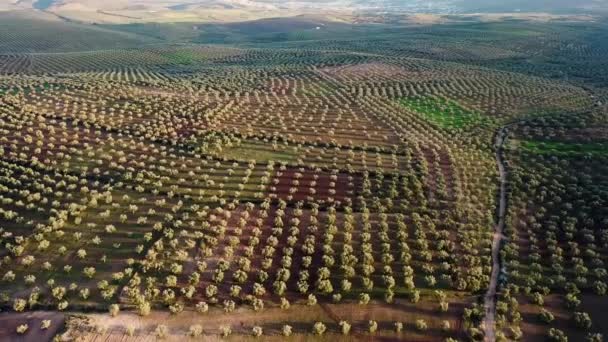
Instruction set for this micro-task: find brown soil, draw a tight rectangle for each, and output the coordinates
[0,311,65,342]
[270,166,360,205]
[60,299,466,342]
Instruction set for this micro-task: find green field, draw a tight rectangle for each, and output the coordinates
[399,96,490,129]
[519,140,608,156]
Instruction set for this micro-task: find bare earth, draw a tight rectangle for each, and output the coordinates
[0,311,65,342]
[483,126,508,342]
[58,299,467,341]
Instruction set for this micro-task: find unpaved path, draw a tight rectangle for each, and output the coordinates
[483,126,508,342]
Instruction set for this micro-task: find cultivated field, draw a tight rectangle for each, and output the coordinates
[0,11,607,342]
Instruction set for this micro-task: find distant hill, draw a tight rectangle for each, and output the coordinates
[0,0,356,24]
[0,10,155,52]
[0,0,605,24]
[101,14,356,45]
[455,0,608,14]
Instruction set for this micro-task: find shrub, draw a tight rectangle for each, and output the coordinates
[531,292,544,306]
[195,301,209,313]
[510,326,523,340]
[586,333,603,342]
[565,293,581,309]
[539,309,554,324]
[359,293,370,305]
[368,320,378,333]
[155,325,168,339]
[547,328,568,342]
[138,301,151,316]
[189,324,203,337]
[282,325,292,336]
[313,322,326,335]
[415,319,428,331]
[339,321,351,335]
[574,312,592,330]
[592,281,607,296]
[13,298,27,312]
[441,320,451,331]
[307,294,317,306]
[410,290,420,303]
[252,326,263,337]
[41,320,51,330]
[125,325,135,336]
[280,297,290,309]
[220,325,231,338]
[109,304,120,317]
[16,324,28,334]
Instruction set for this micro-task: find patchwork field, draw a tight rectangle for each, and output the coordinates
[0,11,607,342]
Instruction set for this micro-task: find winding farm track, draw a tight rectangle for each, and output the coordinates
[483,126,508,342]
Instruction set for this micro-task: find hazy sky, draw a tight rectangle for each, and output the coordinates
[3,0,606,14]
[456,0,608,12]
[353,0,608,13]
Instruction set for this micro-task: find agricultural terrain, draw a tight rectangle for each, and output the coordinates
[0,9,607,342]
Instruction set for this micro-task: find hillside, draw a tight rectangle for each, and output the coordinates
[2,0,606,24]
[0,10,156,52]
[0,0,355,24]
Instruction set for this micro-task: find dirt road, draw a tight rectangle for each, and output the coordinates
[483,126,508,342]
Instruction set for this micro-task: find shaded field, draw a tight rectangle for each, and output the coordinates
[518,139,608,156]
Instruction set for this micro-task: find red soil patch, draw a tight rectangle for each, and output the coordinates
[269,166,361,205]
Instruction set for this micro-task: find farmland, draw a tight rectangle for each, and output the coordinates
[0,9,607,342]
